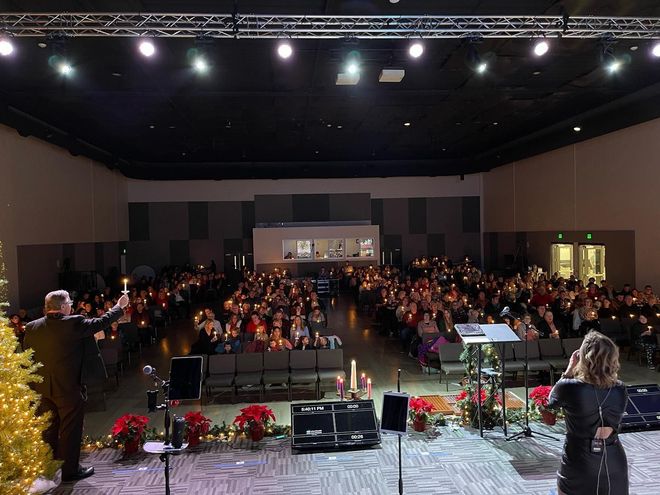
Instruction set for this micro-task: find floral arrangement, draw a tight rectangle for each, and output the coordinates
[111,414,150,446]
[232,405,276,434]
[529,385,553,412]
[184,411,211,445]
[408,397,434,422]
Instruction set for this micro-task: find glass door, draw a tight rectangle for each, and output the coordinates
[579,244,606,284]
[551,243,574,279]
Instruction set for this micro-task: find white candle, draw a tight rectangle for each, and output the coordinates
[123,278,128,293]
[367,378,372,399]
[350,360,357,391]
[242,255,246,267]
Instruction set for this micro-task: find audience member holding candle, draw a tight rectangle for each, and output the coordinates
[191,319,218,355]
[294,335,314,351]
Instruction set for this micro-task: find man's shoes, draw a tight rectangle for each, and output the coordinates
[62,466,94,482]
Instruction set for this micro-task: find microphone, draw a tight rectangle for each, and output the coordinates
[499,306,510,317]
[143,364,166,383]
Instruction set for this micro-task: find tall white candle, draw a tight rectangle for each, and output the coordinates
[233,256,237,269]
[123,278,128,293]
[350,359,357,391]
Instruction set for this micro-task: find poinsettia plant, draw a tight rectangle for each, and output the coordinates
[529,385,553,413]
[408,397,434,422]
[111,414,150,445]
[184,411,212,438]
[232,405,276,434]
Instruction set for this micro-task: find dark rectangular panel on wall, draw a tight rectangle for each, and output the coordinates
[129,203,150,241]
[292,194,330,222]
[426,197,462,234]
[462,197,481,233]
[371,199,384,233]
[241,201,255,238]
[254,195,293,224]
[150,203,189,241]
[208,202,243,240]
[427,234,446,257]
[382,199,409,235]
[329,193,371,221]
[188,202,209,240]
[408,198,427,234]
[170,240,190,266]
[94,243,104,275]
[383,234,402,250]
[224,238,243,252]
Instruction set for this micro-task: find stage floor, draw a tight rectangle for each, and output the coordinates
[53,424,659,495]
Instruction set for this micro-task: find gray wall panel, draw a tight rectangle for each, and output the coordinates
[462,196,481,233]
[292,194,330,222]
[382,198,409,235]
[128,203,149,241]
[208,202,243,240]
[254,195,293,224]
[408,198,427,234]
[149,203,188,241]
[188,202,209,240]
[329,193,371,221]
[426,197,462,234]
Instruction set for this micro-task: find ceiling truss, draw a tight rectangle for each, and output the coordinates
[0,13,659,39]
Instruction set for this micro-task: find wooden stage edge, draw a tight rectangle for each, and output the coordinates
[420,391,525,416]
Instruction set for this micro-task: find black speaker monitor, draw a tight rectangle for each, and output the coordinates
[168,356,203,401]
[380,392,410,435]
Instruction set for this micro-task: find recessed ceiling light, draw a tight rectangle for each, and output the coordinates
[532,70,542,76]
[315,150,319,154]
[455,122,462,126]
[442,148,447,151]
[111,72,122,77]
[493,122,499,126]
[37,42,47,49]
[403,122,411,127]
[149,124,155,129]
[630,45,638,51]
[326,124,332,128]
[336,125,343,129]
[168,125,176,129]
[573,126,581,132]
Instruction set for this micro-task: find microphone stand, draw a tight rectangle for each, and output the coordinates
[504,311,557,442]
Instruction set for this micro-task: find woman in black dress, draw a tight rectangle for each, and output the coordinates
[548,331,628,495]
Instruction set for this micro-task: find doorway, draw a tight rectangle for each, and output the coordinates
[579,244,606,284]
[551,243,574,279]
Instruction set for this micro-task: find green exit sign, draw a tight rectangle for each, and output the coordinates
[557,233,564,240]
[586,233,593,240]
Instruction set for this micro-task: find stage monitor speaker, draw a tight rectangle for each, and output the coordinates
[621,383,660,432]
[291,400,380,451]
[171,416,186,448]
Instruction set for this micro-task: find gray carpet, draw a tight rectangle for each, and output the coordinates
[52,424,660,495]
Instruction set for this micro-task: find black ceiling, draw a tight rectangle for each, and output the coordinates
[1,1,660,179]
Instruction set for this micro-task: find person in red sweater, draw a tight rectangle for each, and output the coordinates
[530,284,555,308]
[245,311,267,341]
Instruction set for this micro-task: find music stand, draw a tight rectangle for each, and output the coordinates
[455,323,520,438]
[144,356,203,495]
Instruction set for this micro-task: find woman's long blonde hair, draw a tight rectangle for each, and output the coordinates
[574,331,620,388]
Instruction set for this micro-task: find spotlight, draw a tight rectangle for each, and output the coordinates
[476,62,487,74]
[59,63,73,75]
[533,40,549,57]
[409,42,424,59]
[652,42,660,58]
[0,38,14,57]
[193,57,208,73]
[607,59,621,73]
[346,61,359,74]
[139,40,156,57]
[277,42,293,59]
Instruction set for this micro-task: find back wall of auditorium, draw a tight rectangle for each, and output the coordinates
[2,116,659,310]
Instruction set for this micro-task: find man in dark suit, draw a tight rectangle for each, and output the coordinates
[23,290,129,482]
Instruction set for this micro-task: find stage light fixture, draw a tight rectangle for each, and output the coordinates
[346,61,359,74]
[607,59,622,73]
[277,42,293,59]
[59,62,73,75]
[533,40,549,57]
[476,62,487,74]
[193,57,208,73]
[139,39,156,57]
[409,41,424,58]
[0,38,14,56]
[652,42,660,58]
[466,42,489,75]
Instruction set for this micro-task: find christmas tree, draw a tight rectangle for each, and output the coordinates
[0,240,59,494]
[457,343,502,429]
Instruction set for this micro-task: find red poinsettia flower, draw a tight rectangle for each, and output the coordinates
[111,414,150,444]
[233,405,276,432]
[529,385,553,409]
[184,411,212,435]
